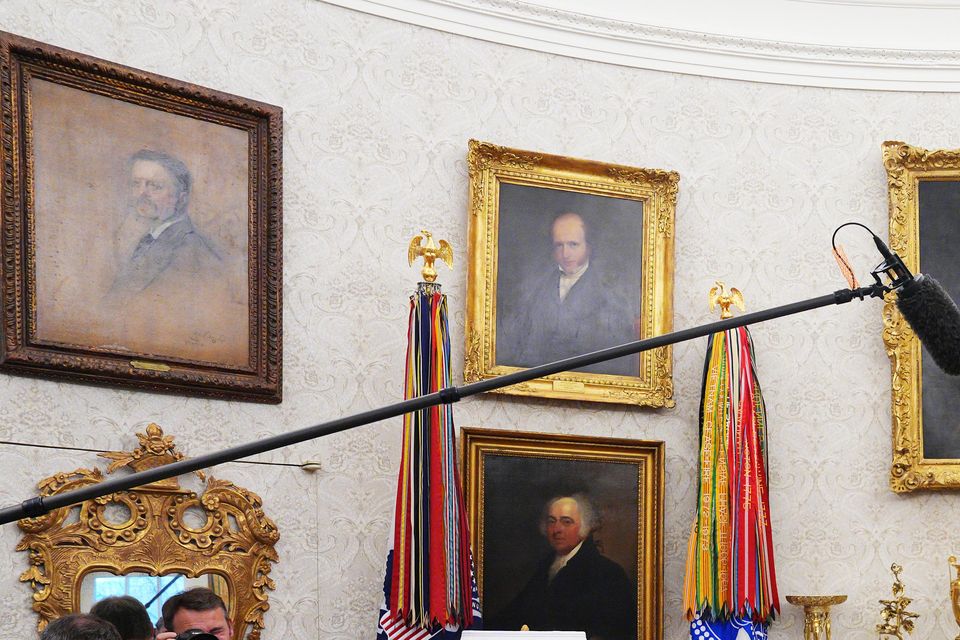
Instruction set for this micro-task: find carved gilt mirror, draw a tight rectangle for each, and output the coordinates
[16,424,280,638]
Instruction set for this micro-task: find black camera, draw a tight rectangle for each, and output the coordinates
[174,630,218,640]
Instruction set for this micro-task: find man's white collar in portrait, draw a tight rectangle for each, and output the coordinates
[548,538,585,580]
[558,261,589,301]
[149,214,186,240]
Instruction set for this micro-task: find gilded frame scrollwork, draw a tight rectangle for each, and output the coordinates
[16,424,280,638]
[882,141,960,492]
[464,140,677,406]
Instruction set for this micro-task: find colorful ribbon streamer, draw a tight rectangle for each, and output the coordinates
[683,326,779,634]
[377,282,481,639]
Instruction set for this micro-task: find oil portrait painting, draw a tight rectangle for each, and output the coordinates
[0,32,282,401]
[464,140,677,406]
[462,428,663,640]
[495,183,644,378]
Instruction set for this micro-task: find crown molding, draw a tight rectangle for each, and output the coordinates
[320,0,960,91]
[790,0,960,8]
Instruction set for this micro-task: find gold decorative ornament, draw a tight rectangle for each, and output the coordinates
[786,595,846,640]
[876,563,919,640]
[408,230,453,283]
[708,281,744,319]
[16,423,280,639]
[463,139,677,406]
[950,555,960,640]
[129,360,173,372]
[882,141,960,492]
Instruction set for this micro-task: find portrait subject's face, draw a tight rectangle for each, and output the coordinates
[129,159,183,223]
[545,497,585,555]
[170,607,233,640]
[551,213,591,274]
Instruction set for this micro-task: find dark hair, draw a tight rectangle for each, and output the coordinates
[130,148,192,214]
[40,614,121,640]
[90,596,153,640]
[162,588,228,632]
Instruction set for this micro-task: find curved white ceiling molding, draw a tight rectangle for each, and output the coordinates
[321,0,960,91]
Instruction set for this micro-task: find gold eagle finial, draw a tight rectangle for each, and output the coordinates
[408,230,453,283]
[709,280,745,319]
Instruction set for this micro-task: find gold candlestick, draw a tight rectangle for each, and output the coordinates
[786,595,847,640]
[950,556,960,640]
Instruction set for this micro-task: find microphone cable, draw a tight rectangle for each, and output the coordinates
[832,221,960,375]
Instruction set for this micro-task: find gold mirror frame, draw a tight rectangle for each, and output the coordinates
[16,424,280,637]
[882,141,960,492]
[464,140,677,406]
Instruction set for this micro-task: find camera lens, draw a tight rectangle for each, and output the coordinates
[174,630,219,640]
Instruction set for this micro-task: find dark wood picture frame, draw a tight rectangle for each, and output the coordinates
[0,32,282,402]
[462,427,663,640]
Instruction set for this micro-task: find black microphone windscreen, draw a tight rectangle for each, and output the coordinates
[896,274,960,375]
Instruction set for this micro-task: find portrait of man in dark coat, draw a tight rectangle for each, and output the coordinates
[27,76,254,371]
[498,211,639,377]
[95,148,248,366]
[488,493,636,640]
[108,149,224,299]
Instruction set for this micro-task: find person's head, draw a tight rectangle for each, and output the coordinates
[40,614,120,640]
[161,588,232,640]
[551,212,591,274]
[128,149,192,223]
[540,493,598,556]
[89,596,153,640]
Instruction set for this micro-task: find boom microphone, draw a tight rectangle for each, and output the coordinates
[895,274,960,376]
[835,221,960,376]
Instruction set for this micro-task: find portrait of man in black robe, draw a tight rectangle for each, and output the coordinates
[488,493,636,640]
[479,452,642,640]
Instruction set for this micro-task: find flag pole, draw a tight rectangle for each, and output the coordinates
[0,282,887,526]
[378,231,479,637]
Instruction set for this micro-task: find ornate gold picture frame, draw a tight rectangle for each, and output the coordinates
[0,31,282,402]
[16,423,280,638]
[464,140,676,406]
[462,427,663,640]
[883,141,960,491]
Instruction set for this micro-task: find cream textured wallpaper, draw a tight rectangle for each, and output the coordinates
[0,1,958,639]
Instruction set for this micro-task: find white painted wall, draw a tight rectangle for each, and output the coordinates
[0,2,958,639]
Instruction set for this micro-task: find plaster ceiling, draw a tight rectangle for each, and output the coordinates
[322,0,960,90]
